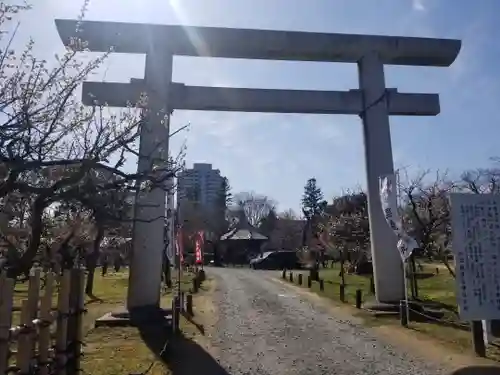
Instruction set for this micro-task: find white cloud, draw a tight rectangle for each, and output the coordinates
[412,0,426,11]
[448,19,488,82]
[314,120,347,142]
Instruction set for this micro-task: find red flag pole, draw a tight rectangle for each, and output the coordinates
[199,231,205,270]
[194,230,205,270]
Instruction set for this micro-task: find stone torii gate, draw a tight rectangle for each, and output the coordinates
[55,19,461,312]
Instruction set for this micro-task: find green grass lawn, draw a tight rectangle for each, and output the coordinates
[417,267,457,308]
[82,268,200,375]
[294,263,458,309]
[317,267,372,303]
[283,263,500,358]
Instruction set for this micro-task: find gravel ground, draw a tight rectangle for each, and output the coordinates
[206,267,449,375]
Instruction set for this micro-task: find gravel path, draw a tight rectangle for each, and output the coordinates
[206,267,448,375]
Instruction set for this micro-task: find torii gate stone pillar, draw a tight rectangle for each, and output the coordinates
[125,49,173,311]
[55,19,461,314]
[358,51,402,302]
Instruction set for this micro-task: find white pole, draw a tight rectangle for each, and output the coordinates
[397,170,410,325]
[403,259,410,325]
[167,175,175,264]
[483,320,491,345]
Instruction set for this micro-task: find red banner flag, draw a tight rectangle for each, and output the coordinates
[195,231,204,264]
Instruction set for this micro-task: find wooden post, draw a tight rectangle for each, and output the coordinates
[66,269,82,375]
[319,279,324,291]
[289,272,293,283]
[307,276,312,288]
[71,270,85,375]
[471,320,486,357]
[56,271,72,375]
[186,294,193,316]
[0,278,14,375]
[410,255,419,299]
[27,270,41,358]
[370,276,375,294]
[173,296,181,334]
[400,300,408,327]
[282,269,286,279]
[180,292,185,313]
[355,289,362,309]
[199,269,206,282]
[298,274,303,286]
[171,298,177,334]
[192,277,198,293]
[17,300,32,374]
[339,284,345,302]
[309,268,319,282]
[39,273,55,375]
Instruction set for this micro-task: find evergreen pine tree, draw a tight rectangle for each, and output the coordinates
[301,178,327,220]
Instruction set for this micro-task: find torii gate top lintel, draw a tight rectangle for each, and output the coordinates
[55,19,461,67]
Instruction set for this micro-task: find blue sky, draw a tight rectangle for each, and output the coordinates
[13,0,500,212]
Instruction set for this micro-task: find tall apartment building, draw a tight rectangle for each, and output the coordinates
[177,163,225,211]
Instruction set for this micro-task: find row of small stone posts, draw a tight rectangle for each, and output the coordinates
[172,269,206,333]
[282,269,364,309]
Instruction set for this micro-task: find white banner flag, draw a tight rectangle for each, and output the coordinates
[379,174,418,261]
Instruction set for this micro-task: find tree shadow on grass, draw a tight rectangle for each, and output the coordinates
[85,294,105,304]
[415,297,458,314]
[137,321,230,375]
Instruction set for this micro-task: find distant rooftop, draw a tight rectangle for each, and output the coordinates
[192,163,213,170]
[180,163,221,174]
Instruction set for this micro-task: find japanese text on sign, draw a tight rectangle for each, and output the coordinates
[450,193,500,321]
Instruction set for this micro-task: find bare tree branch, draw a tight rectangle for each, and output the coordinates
[233,191,276,227]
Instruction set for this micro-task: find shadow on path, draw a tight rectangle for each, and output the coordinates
[450,366,500,375]
[181,312,205,335]
[138,321,230,375]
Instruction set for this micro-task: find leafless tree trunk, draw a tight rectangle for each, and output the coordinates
[85,224,104,296]
[399,169,454,278]
[233,191,276,227]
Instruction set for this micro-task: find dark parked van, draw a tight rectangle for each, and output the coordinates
[250,251,301,270]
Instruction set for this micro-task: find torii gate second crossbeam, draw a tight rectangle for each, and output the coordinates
[55,19,461,313]
[82,80,441,116]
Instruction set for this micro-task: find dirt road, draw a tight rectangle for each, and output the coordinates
[200,267,462,375]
